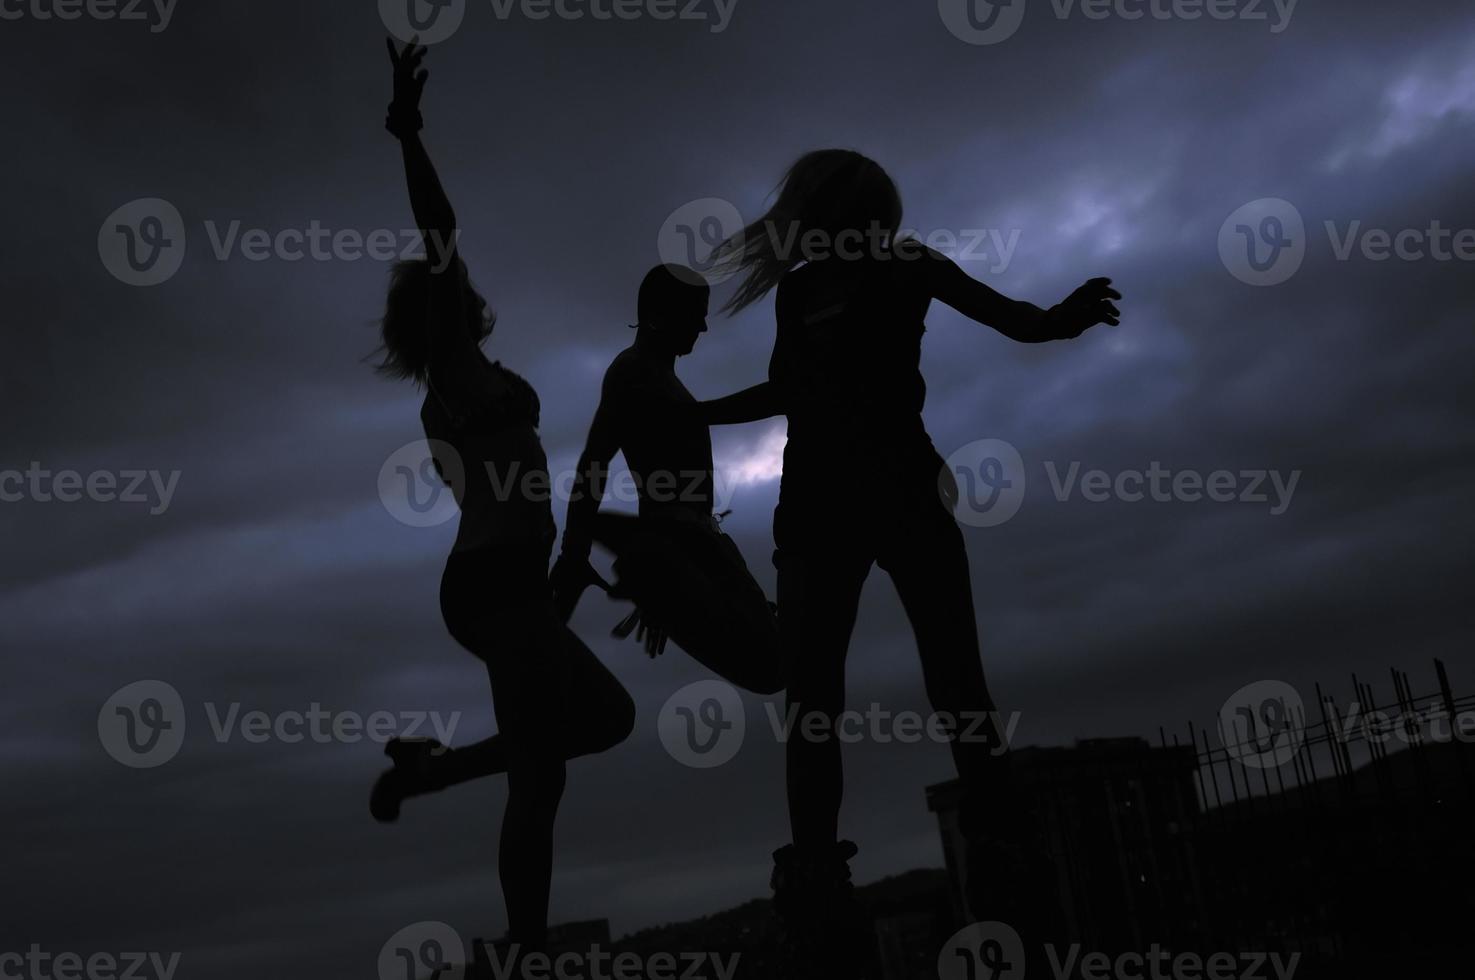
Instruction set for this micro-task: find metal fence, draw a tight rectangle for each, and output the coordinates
[1161,659,1475,973]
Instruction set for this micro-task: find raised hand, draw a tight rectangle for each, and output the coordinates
[384,37,430,138]
[1048,277,1122,338]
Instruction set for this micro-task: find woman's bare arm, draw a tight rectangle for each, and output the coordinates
[922,246,1121,342]
[385,39,510,416]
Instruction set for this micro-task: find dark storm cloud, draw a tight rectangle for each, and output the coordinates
[4,0,1475,974]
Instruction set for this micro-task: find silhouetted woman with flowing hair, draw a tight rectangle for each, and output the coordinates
[704,149,1121,964]
[368,39,634,961]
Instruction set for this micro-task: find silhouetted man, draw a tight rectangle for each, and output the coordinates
[550,264,782,695]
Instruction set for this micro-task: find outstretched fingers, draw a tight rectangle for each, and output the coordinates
[387,36,427,72]
[1078,278,1122,327]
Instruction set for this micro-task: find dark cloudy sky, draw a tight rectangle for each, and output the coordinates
[3,0,1474,975]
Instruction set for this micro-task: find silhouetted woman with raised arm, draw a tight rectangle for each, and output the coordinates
[705,149,1121,965]
[368,39,634,959]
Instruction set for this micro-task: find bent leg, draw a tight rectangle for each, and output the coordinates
[649,527,783,694]
[595,514,783,694]
[430,607,634,783]
[388,550,634,949]
[698,531,784,694]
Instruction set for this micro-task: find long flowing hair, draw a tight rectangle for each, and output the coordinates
[716,149,903,313]
[372,258,494,384]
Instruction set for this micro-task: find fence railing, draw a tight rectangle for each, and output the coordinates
[1158,659,1474,969]
[1166,658,1474,813]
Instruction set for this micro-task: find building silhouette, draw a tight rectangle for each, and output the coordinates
[929,736,1203,954]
